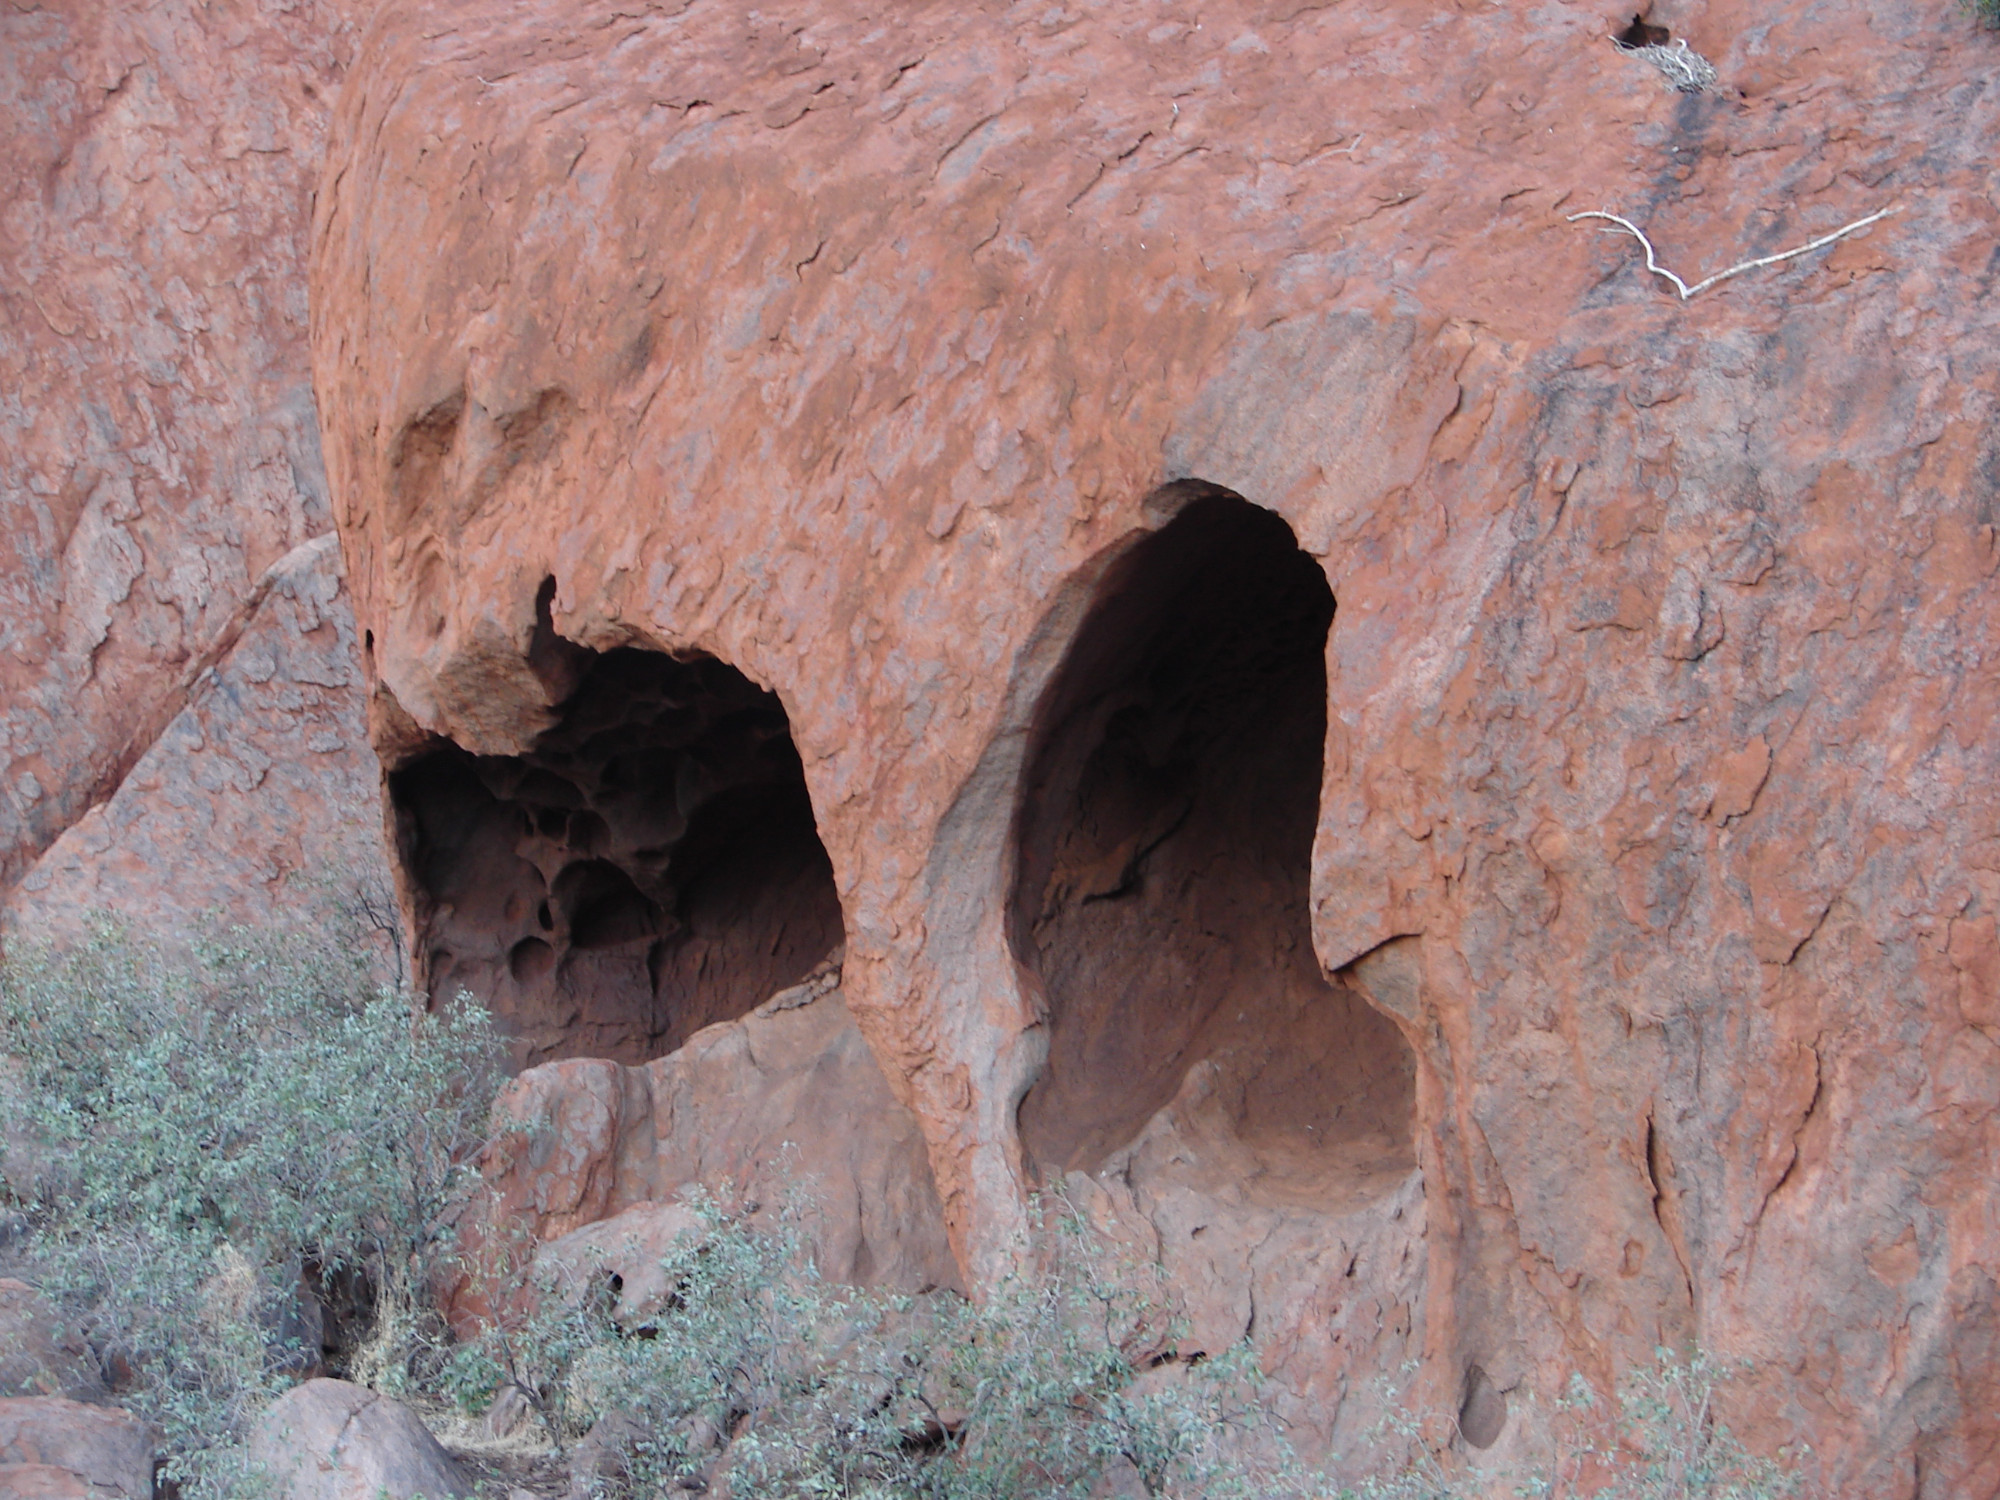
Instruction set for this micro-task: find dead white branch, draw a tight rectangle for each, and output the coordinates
[1566,206,1896,299]
[1613,38,1718,93]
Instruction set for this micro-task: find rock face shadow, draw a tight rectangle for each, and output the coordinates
[390,647,844,1067]
[1012,490,1417,1205]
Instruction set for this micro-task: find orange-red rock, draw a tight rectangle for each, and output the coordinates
[0,0,1991,1489]
[4,535,392,944]
[0,1398,155,1500]
[308,0,2000,1488]
[455,968,960,1325]
[0,0,387,932]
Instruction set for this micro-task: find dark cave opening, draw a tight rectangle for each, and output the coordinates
[1011,491,1417,1196]
[390,648,844,1068]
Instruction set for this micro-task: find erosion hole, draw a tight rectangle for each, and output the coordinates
[1459,1363,1508,1449]
[1613,11,1671,46]
[1011,491,1417,1200]
[391,647,844,1067]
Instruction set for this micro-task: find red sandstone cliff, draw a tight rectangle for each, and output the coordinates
[5,0,1998,1490]
[0,0,388,934]
[308,0,2000,1489]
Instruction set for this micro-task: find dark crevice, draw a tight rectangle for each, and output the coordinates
[1010,491,1417,1201]
[391,646,843,1068]
[1614,12,1671,46]
[1645,1111,1698,1316]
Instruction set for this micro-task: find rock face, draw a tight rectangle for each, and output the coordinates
[4,536,392,947]
[0,0,391,935]
[0,1399,156,1500]
[308,0,2000,1490]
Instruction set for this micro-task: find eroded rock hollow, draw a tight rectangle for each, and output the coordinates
[391,633,843,1067]
[287,0,2000,1487]
[1014,491,1416,1201]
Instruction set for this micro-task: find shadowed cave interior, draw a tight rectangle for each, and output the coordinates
[1012,491,1417,1205]
[390,647,844,1068]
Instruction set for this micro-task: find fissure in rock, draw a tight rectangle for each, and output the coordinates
[391,647,843,1067]
[1012,491,1416,1201]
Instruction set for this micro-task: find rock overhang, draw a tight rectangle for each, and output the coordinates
[310,0,2000,1485]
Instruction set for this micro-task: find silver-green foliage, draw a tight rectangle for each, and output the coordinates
[1354,1350,1806,1500]
[449,1192,1332,1500]
[0,919,503,1497]
[1590,1349,1807,1500]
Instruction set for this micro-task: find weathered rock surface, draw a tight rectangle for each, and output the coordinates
[310,0,2000,1490]
[247,1379,469,1500]
[0,0,390,931]
[0,1464,128,1500]
[3,535,392,947]
[0,1399,154,1500]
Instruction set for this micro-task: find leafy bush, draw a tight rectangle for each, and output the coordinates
[448,1190,1329,1499]
[1590,1349,1807,1500]
[2,920,1813,1500]
[0,918,503,1497]
[1354,1349,1807,1500]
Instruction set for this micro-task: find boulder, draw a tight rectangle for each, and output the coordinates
[562,1411,650,1500]
[533,1202,704,1324]
[246,1380,469,1500]
[0,1399,155,1499]
[451,980,959,1330]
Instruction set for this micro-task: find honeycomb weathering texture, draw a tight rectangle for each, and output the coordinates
[300,0,2000,1487]
[1013,493,1417,1196]
[14,0,1995,1487]
[391,647,844,1067]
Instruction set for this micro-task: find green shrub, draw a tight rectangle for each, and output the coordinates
[1967,0,2000,27]
[2,920,1815,1500]
[0,918,503,1497]
[1591,1348,1807,1500]
[1354,1349,1807,1500]
[448,1190,1330,1499]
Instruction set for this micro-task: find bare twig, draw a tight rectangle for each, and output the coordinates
[1566,205,1896,299]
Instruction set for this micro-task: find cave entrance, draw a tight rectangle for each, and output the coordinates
[1012,491,1416,1200]
[390,647,844,1068]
